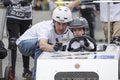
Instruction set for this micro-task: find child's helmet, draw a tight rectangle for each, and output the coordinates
[69,17,89,35]
[69,17,89,29]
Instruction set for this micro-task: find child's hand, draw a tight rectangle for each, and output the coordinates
[84,39,89,47]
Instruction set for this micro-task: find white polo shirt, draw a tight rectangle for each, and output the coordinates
[100,0,120,22]
[16,20,68,45]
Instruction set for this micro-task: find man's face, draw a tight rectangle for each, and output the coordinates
[72,28,85,37]
[54,21,68,35]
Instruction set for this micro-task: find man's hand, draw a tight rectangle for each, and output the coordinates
[3,0,12,7]
[53,38,62,51]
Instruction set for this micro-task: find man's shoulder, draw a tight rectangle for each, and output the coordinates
[36,20,53,25]
[41,20,52,23]
[33,20,53,30]
[34,20,52,25]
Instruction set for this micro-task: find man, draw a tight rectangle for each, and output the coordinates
[3,0,32,79]
[16,6,73,80]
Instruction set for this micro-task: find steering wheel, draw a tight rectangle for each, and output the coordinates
[67,35,97,52]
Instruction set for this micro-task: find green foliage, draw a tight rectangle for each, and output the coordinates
[0,0,3,2]
[43,0,49,10]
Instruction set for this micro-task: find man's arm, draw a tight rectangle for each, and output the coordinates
[39,39,53,52]
[39,38,63,52]
[67,0,80,10]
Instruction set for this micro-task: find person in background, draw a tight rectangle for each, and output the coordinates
[3,0,32,79]
[34,0,43,10]
[48,0,56,11]
[79,0,99,39]
[99,0,120,43]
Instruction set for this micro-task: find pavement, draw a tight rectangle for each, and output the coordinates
[0,8,105,80]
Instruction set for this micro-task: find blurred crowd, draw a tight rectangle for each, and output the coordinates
[33,0,79,11]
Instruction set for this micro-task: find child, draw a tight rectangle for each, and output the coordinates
[64,17,96,52]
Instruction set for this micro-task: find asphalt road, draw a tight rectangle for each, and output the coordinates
[0,8,105,80]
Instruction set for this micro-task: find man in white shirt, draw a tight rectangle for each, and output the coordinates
[16,6,72,80]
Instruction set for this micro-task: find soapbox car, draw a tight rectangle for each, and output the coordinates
[36,35,120,80]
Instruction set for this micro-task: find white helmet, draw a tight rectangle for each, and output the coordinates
[52,6,72,23]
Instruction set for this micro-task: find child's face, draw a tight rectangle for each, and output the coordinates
[72,28,85,37]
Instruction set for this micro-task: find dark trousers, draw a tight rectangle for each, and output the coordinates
[80,9,96,39]
[6,18,32,76]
